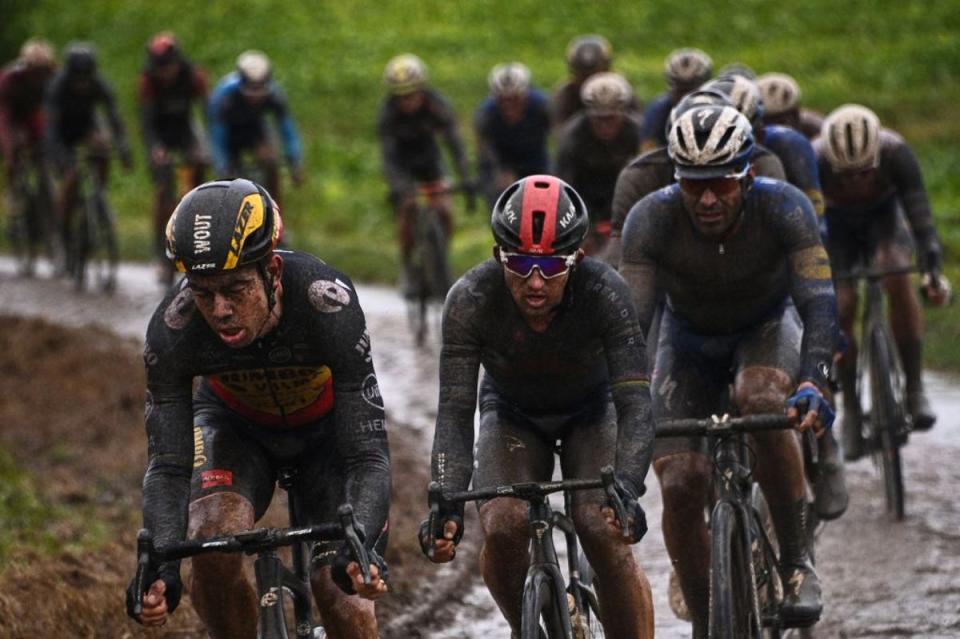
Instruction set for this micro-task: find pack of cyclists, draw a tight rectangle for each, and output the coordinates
[0,32,951,638]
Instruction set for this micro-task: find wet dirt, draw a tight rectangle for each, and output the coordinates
[2,260,960,638]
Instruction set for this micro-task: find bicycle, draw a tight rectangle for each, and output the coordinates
[657,413,814,639]
[5,145,60,277]
[131,468,373,639]
[425,466,629,639]
[834,265,917,521]
[66,148,118,293]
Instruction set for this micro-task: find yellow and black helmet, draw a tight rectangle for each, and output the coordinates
[384,54,427,96]
[165,179,283,274]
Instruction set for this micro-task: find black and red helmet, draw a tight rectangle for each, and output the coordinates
[491,175,588,255]
[147,32,181,68]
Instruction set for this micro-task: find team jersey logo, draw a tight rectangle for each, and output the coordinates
[309,279,352,313]
[207,365,335,427]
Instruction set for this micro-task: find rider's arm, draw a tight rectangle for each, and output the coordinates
[431,277,483,499]
[268,87,303,171]
[137,73,160,152]
[553,119,579,186]
[376,102,411,197]
[887,135,942,271]
[43,74,66,162]
[97,75,129,152]
[473,101,497,186]
[778,184,838,391]
[432,92,470,184]
[207,76,236,177]
[617,195,663,336]
[599,269,655,498]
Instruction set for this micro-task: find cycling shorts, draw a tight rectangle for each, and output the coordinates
[651,301,801,459]
[473,388,616,510]
[825,195,915,274]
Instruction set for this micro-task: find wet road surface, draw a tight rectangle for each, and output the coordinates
[2,260,958,638]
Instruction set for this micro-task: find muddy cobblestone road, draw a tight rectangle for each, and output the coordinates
[2,260,959,638]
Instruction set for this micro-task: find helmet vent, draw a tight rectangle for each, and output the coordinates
[532,212,546,244]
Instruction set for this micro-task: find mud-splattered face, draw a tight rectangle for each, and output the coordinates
[678,176,746,237]
[503,266,569,324]
[187,257,281,348]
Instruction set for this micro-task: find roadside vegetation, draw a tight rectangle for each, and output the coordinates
[3,0,958,365]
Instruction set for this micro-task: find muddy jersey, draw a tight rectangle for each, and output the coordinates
[432,257,654,498]
[555,112,642,224]
[638,92,673,152]
[377,88,469,193]
[141,251,389,550]
[45,70,127,149]
[762,124,824,218]
[138,62,207,150]
[474,89,550,179]
[619,178,836,389]
[816,129,939,253]
[0,62,54,162]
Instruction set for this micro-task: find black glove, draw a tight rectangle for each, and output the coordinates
[125,562,182,623]
[331,542,389,595]
[612,478,648,544]
[417,512,464,558]
[916,230,943,274]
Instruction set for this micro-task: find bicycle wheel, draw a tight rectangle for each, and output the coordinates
[709,500,761,639]
[569,550,604,639]
[868,329,906,520]
[522,569,570,639]
[86,191,118,293]
[749,486,783,639]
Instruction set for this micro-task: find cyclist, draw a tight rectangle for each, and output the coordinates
[638,47,712,153]
[474,62,550,209]
[126,179,390,637]
[378,53,473,296]
[550,34,639,128]
[757,72,824,140]
[45,42,132,263]
[138,32,210,284]
[0,38,57,272]
[817,104,949,457]
[421,174,655,638]
[208,50,303,207]
[606,88,786,267]
[555,72,641,255]
[620,105,838,635]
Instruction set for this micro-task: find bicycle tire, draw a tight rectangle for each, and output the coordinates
[570,550,604,639]
[522,569,570,639]
[749,486,783,639]
[709,500,760,639]
[868,328,906,521]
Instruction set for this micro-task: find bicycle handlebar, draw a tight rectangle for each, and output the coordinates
[131,504,369,617]
[656,413,791,438]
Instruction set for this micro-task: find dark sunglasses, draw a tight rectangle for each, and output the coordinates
[678,176,743,197]
[498,250,577,279]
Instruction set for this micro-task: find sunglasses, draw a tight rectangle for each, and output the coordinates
[678,176,744,197]
[498,250,577,279]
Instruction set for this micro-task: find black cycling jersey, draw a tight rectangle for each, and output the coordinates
[431,257,653,501]
[141,251,390,554]
[816,129,940,261]
[761,124,824,217]
[555,112,642,224]
[619,178,836,390]
[45,70,127,151]
[474,90,550,180]
[377,87,469,194]
[138,61,207,151]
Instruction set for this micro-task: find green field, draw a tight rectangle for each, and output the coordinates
[5,1,960,363]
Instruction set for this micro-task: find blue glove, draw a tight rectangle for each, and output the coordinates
[786,386,836,431]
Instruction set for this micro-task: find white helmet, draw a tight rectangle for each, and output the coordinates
[664,48,713,89]
[580,72,633,116]
[488,62,531,98]
[757,73,801,116]
[703,75,762,126]
[236,50,271,93]
[821,104,882,170]
[668,105,755,179]
[20,38,55,68]
[384,53,427,96]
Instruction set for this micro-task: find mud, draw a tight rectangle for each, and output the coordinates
[2,260,960,638]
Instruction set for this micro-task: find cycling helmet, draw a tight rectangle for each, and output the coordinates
[566,35,612,77]
[147,32,181,68]
[820,104,882,171]
[20,38,55,68]
[716,63,757,81]
[488,62,531,98]
[581,72,633,116]
[491,175,588,255]
[664,48,712,89]
[165,179,283,274]
[64,42,97,77]
[757,73,801,116]
[668,105,755,179]
[665,88,732,139]
[703,76,763,127]
[384,54,427,96]
[236,50,271,93]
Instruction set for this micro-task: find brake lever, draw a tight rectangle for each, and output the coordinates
[426,481,443,559]
[600,465,631,541]
[132,528,154,617]
[337,504,371,585]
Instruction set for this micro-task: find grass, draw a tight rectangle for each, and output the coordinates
[4,0,960,364]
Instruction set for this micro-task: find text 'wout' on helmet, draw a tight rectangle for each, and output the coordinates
[165,178,283,274]
[820,104,882,171]
[384,53,427,96]
[491,175,589,255]
[668,104,755,179]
